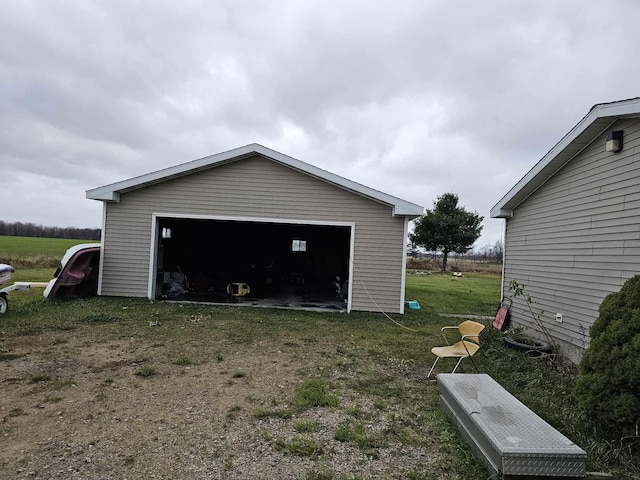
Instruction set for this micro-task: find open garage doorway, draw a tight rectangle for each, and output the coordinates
[151,215,353,311]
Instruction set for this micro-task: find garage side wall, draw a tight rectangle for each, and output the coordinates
[503,118,640,361]
[101,155,407,313]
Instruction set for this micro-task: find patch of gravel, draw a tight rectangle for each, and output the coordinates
[1,335,447,480]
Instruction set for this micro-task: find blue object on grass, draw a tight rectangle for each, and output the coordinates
[406,300,421,310]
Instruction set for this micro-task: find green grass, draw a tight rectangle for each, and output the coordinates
[293,378,339,409]
[273,437,322,457]
[334,421,385,450]
[0,235,98,268]
[294,420,320,433]
[0,235,95,257]
[405,271,501,315]
[7,267,55,283]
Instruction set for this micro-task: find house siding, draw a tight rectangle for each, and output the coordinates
[100,155,407,313]
[503,118,640,361]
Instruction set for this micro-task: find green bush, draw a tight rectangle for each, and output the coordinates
[574,275,640,436]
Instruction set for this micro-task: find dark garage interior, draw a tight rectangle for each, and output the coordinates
[155,218,351,309]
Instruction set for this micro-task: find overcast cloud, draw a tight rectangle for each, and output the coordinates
[2,0,640,248]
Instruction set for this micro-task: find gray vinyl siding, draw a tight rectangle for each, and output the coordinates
[101,155,406,313]
[503,118,640,361]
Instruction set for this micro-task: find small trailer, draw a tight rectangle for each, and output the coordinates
[0,264,47,314]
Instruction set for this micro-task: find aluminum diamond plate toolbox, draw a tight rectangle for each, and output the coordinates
[437,373,586,478]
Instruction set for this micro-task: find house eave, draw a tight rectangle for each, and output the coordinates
[490,208,513,218]
[491,97,640,218]
[87,190,120,202]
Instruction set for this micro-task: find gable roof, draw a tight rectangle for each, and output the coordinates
[491,97,640,218]
[86,143,424,217]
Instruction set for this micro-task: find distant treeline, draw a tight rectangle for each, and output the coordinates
[0,221,101,240]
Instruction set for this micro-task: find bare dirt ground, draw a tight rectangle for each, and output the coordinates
[0,317,455,480]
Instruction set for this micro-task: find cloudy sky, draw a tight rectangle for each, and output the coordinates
[2,0,640,249]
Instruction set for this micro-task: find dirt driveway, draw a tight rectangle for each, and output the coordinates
[0,304,469,480]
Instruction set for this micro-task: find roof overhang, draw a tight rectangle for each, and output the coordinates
[491,98,640,218]
[86,143,424,217]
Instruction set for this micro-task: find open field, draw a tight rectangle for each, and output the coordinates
[0,236,99,269]
[1,258,638,478]
[0,236,96,258]
[406,257,502,275]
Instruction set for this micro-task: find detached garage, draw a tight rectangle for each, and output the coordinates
[87,144,423,313]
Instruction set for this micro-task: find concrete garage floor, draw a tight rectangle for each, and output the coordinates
[163,287,347,312]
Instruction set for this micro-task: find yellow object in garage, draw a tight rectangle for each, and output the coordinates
[227,282,251,297]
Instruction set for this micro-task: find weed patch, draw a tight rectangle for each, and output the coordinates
[293,378,338,409]
[134,365,156,377]
[334,422,385,450]
[294,420,320,433]
[302,469,334,480]
[29,374,51,383]
[273,437,322,457]
[172,356,193,366]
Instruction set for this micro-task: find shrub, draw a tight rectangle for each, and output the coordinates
[406,257,441,271]
[574,275,640,436]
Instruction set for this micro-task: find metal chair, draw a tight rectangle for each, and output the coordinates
[427,320,485,379]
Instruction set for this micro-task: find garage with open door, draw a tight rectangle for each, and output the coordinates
[154,216,352,310]
[87,144,423,314]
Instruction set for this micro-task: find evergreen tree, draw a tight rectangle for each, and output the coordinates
[410,193,483,272]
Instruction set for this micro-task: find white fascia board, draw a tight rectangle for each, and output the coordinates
[595,97,640,117]
[85,144,424,216]
[490,98,640,219]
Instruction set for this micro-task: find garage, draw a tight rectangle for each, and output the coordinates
[154,216,352,309]
[87,144,423,314]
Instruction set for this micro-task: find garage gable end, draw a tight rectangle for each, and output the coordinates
[87,144,423,217]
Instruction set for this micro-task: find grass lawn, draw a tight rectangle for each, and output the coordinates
[405,272,500,316]
[1,267,637,478]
